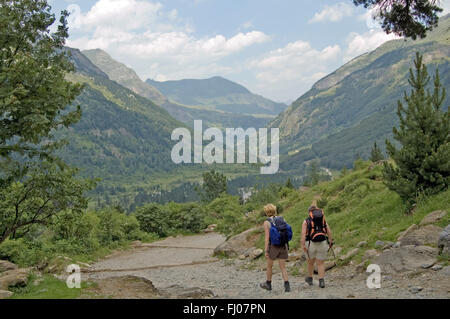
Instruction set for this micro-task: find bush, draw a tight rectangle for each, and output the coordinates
[206,194,248,235]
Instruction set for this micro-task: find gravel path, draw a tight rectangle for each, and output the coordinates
[85,233,450,299]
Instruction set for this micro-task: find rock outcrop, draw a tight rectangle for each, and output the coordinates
[214,227,263,258]
[398,224,442,246]
[0,268,30,291]
[419,210,447,226]
[373,245,438,274]
[438,224,450,256]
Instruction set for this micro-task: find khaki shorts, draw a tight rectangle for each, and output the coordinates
[307,241,328,260]
[268,244,288,260]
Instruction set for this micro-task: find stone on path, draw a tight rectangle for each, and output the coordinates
[214,227,263,258]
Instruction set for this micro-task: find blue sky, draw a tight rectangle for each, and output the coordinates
[49,0,450,103]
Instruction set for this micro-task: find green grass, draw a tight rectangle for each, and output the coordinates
[9,274,97,299]
[275,163,449,261]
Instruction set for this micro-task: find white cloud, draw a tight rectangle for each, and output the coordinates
[66,0,269,82]
[309,2,355,23]
[247,41,341,101]
[69,0,163,31]
[440,0,450,14]
[344,30,399,62]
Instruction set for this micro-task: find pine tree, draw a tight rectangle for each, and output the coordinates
[353,0,443,39]
[383,52,449,209]
[370,142,385,162]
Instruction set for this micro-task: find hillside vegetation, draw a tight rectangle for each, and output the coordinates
[211,160,449,263]
[82,49,279,129]
[147,76,287,116]
[274,14,450,169]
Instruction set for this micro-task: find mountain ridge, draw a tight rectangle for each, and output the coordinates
[82,49,279,128]
[273,14,450,169]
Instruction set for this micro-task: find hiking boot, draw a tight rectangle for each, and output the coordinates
[260,281,272,291]
[305,276,313,286]
[319,278,325,288]
[284,281,291,292]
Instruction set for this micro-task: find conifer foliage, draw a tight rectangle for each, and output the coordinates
[383,52,449,208]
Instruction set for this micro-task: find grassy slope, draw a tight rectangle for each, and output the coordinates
[255,162,450,263]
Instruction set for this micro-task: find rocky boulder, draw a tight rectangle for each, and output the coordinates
[214,226,263,258]
[0,260,18,273]
[373,245,438,274]
[398,224,442,246]
[249,248,263,260]
[438,224,450,256]
[203,224,217,233]
[0,268,30,290]
[420,210,447,226]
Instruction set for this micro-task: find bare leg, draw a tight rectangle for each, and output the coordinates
[316,259,325,279]
[307,258,316,277]
[278,259,289,282]
[266,258,274,281]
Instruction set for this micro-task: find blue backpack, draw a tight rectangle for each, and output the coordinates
[268,216,293,248]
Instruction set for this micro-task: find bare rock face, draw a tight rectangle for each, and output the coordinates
[0,260,18,273]
[373,245,438,274]
[398,224,442,247]
[438,224,450,256]
[397,224,418,242]
[214,226,263,258]
[0,268,30,290]
[419,210,447,226]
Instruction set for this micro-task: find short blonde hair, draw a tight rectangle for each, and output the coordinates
[264,204,277,217]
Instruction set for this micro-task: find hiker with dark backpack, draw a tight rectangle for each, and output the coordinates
[301,205,333,288]
[260,204,293,292]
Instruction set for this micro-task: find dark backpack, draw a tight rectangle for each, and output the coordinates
[268,216,293,248]
[305,209,328,242]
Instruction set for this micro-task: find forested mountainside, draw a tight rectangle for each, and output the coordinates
[274,14,450,169]
[83,49,277,129]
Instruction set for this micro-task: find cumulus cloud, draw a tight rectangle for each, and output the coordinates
[440,0,450,14]
[309,2,355,23]
[66,0,269,82]
[247,41,341,101]
[344,30,399,62]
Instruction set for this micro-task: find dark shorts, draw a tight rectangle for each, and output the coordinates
[268,244,288,260]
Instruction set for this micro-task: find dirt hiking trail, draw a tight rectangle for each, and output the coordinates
[83,233,450,299]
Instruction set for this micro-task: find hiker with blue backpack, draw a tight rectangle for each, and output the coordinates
[301,205,333,288]
[260,204,293,292]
